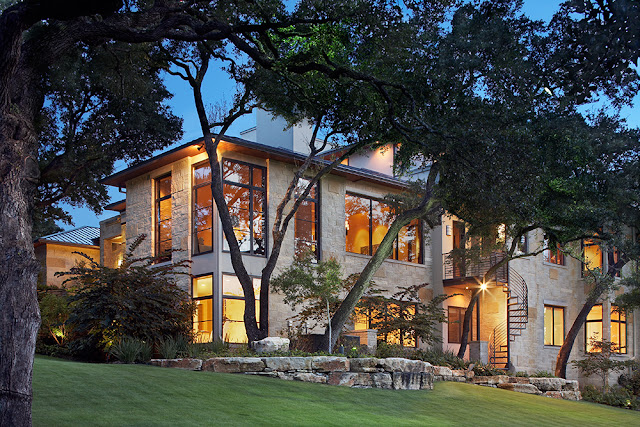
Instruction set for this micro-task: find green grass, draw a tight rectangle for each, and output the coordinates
[33,356,639,426]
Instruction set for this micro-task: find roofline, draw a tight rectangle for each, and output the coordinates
[33,240,99,249]
[101,135,409,190]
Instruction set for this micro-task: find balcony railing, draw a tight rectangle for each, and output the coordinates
[443,251,508,283]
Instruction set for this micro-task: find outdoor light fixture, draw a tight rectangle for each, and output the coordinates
[480,282,488,291]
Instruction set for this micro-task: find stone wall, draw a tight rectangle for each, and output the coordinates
[149,356,581,400]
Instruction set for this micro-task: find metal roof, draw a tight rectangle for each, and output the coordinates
[35,226,100,247]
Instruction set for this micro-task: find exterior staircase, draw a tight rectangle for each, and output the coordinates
[489,268,529,369]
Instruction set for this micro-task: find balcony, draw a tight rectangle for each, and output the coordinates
[443,251,508,287]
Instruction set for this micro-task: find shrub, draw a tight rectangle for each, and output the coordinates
[110,337,145,364]
[572,339,632,389]
[414,348,467,370]
[582,385,639,410]
[58,235,195,360]
[472,362,504,377]
[619,368,640,396]
[515,371,530,377]
[158,336,180,359]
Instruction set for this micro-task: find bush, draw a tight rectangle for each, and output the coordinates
[472,362,504,377]
[514,371,529,377]
[619,369,640,396]
[110,337,147,364]
[59,236,195,360]
[414,348,467,370]
[582,385,640,410]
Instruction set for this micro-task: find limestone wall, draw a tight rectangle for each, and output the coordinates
[40,243,100,288]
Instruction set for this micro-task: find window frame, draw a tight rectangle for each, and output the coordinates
[221,273,262,344]
[611,305,627,354]
[543,305,565,347]
[447,306,471,344]
[345,192,423,264]
[155,173,172,263]
[585,303,603,352]
[192,161,214,256]
[294,178,321,260]
[222,158,268,257]
[582,239,604,277]
[544,244,565,266]
[191,273,214,342]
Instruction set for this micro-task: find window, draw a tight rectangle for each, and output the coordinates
[222,159,267,255]
[345,193,422,264]
[155,175,172,262]
[448,306,471,344]
[222,274,261,343]
[544,305,564,346]
[193,163,213,255]
[544,244,565,265]
[582,239,603,276]
[585,304,603,352]
[355,300,417,347]
[611,306,627,354]
[294,178,319,259]
[517,233,528,254]
[192,275,213,342]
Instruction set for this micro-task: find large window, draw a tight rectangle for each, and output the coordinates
[223,159,267,255]
[192,275,213,342]
[544,244,565,266]
[222,274,261,343]
[294,178,319,259]
[608,247,622,277]
[585,304,603,352]
[582,239,603,276]
[448,306,472,344]
[193,163,213,254]
[544,305,564,346]
[355,300,417,347]
[345,193,422,263]
[156,174,172,262]
[611,306,627,354]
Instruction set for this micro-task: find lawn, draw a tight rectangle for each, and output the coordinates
[33,356,639,426]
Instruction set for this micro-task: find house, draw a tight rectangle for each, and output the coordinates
[99,111,637,383]
[34,226,101,289]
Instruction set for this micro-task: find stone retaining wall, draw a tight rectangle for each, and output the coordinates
[149,356,580,400]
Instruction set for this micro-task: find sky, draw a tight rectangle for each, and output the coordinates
[57,0,640,231]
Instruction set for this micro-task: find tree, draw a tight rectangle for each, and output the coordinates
[271,251,342,352]
[572,338,633,390]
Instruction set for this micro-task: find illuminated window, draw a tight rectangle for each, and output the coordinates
[582,239,603,276]
[222,274,261,343]
[345,193,422,263]
[448,306,471,344]
[294,178,319,259]
[585,304,603,352]
[192,275,213,342]
[222,159,266,255]
[355,300,417,347]
[611,306,627,354]
[544,305,564,346]
[193,162,213,255]
[155,175,172,262]
[544,244,564,266]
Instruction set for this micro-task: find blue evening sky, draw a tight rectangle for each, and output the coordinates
[58,0,639,230]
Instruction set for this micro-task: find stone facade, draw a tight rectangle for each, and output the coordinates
[35,243,100,288]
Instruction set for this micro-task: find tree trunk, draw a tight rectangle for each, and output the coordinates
[322,186,437,351]
[0,83,41,427]
[457,290,479,359]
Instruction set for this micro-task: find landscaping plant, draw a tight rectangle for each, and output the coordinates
[572,338,634,390]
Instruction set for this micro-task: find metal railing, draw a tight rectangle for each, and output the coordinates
[443,251,508,282]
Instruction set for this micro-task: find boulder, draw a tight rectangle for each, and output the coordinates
[202,357,265,373]
[509,377,531,384]
[150,358,202,370]
[262,357,312,372]
[498,383,542,395]
[371,372,393,389]
[311,356,349,372]
[379,358,430,373]
[252,337,290,353]
[562,380,579,391]
[561,391,582,401]
[472,375,510,385]
[293,372,327,384]
[328,372,374,388]
[544,391,563,399]
[432,366,453,377]
[529,377,564,392]
[349,358,380,373]
[392,372,423,390]
[421,373,435,390]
